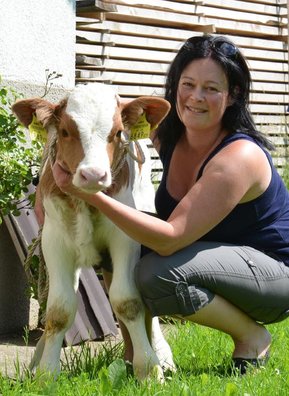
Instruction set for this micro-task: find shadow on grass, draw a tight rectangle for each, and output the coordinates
[173,359,248,379]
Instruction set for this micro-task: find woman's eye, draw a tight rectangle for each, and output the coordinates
[207,86,218,92]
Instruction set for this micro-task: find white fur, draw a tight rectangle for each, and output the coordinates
[31,84,175,381]
[67,84,117,189]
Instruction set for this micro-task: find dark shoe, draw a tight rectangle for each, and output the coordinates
[232,352,269,375]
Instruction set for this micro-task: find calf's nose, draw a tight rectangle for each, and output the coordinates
[80,166,108,186]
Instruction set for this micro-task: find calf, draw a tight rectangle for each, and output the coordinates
[12,83,174,381]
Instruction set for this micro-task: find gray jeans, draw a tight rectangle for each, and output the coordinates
[135,241,289,324]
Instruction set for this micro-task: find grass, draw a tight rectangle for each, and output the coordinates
[1,167,288,395]
[1,320,289,395]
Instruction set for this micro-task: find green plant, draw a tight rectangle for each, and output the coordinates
[0,77,42,223]
[1,321,289,395]
[42,69,62,98]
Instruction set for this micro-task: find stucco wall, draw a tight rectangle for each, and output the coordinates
[0,0,76,334]
[0,0,75,98]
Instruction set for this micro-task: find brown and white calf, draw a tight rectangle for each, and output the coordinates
[12,83,174,381]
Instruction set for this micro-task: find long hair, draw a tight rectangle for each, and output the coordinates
[156,34,274,156]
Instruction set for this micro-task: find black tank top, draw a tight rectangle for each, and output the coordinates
[155,132,289,266]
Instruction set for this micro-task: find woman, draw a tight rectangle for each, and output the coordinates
[51,35,289,374]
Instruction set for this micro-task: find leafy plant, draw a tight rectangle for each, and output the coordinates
[0,77,42,223]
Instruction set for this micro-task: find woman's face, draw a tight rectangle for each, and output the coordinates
[176,58,232,133]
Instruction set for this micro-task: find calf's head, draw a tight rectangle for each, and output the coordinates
[12,83,170,193]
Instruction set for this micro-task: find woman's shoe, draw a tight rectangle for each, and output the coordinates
[232,351,269,375]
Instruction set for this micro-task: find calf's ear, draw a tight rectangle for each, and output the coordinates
[121,97,171,133]
[12,98,56,128]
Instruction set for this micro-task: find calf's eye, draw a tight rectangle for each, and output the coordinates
[61,129,69,138]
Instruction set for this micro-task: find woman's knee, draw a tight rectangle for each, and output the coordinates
[134,253,172,298]
[134,252,214,317]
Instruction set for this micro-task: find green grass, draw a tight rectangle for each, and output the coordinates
[1,165,288,395]
[1,320,289,395]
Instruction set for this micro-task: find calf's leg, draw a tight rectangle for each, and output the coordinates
[102,269,133,362]
[150,316,176,372]
[103,270,175,372]
[109,237,163,381]
[30,225,79,375]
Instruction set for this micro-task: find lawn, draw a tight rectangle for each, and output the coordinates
[1,319,289,395]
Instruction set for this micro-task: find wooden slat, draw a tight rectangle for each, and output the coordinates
[76,20,287,51]
[75,46,288,72]
[77,0,117,12]
[104,4,282,33]
[75,68,289,98]
[75,59,288,86]
[251,70,287,83]
[76,30,288,62]
[252,81,288,93]
[247,59,288,72]
[75,44,176,62]
[250,103,288,113]
[250,92,288,104]
[179,0,285,10]
[272,157,289,167]
[101,0,286,18]
[196,5,286,25]
[255,114,289,126]
[198,0,285,16]
[77,20,195,41]
[102,4,287,40]
[268,136,289,145]
[105,13,216,34]
[76,0,289,172]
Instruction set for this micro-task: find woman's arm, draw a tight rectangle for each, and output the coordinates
[52,140,271,256]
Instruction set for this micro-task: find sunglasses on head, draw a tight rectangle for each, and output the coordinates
[183,37,238,59]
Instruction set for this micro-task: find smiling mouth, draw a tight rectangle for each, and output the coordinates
[186,106,207,114]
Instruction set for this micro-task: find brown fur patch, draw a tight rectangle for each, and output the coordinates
[134,142,144,173]
[107,104,124,143]
[45,304,70,336]
[106,121,130,195]
[107,161,130,196]
[56,113,85,175]
[106,139,116,166]
[39,105,85,202]
[12,98,57,128]
[114,298,142,321]
[39,161,63,198]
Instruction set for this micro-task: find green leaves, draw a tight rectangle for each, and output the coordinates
[98,359,127,395]
[0,79,42,223]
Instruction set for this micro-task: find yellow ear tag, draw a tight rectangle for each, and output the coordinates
[130,112,151,141]
[28,114,47,144]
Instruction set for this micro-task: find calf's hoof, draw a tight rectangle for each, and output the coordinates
[161,357,177,374]
[134,362,164,383]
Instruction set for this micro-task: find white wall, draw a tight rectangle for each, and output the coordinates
[0,0,76,334]
[0,0,75,94]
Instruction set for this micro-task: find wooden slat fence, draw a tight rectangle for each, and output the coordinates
[76,0,289,174]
